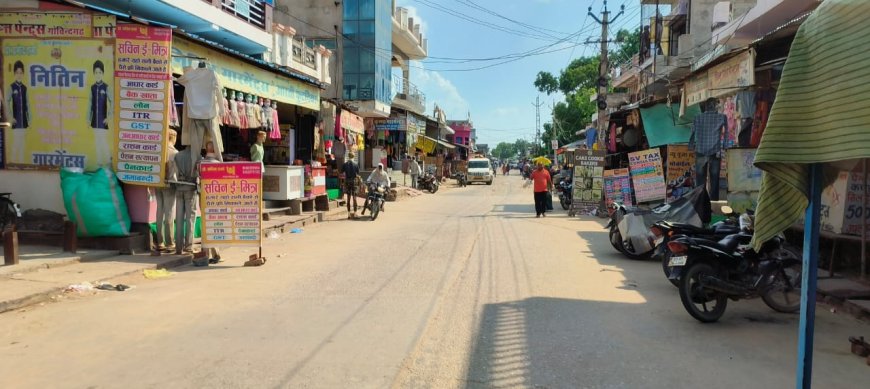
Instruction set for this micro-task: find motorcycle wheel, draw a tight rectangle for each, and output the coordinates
[662,254,679,287]
[560,197,570,210]
[613,227,652,260]
[429,183,438,194]
[609,225,624,252]
[370,200,380,221]
[762,247,802,313]
[679,262,728,323]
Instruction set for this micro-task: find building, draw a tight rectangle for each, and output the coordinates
[0,0,330,218]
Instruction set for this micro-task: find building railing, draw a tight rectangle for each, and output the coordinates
[291,38,318,70]
[219,0,268,30]
[392,75,426,109]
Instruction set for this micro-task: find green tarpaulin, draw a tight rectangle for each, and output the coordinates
[639,103,702,147]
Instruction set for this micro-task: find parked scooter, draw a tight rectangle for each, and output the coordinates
[360,182,386,221]
[452,171,467,187]
[668,207,802,323]
[418,167,440,193]
[558,178,573,210]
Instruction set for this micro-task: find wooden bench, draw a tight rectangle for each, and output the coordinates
[789,224,867,278]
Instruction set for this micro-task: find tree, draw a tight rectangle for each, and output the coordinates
[492,142,516,160]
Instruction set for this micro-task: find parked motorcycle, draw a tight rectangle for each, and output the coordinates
[668,209,802,323]
[418,170,440,193]
[651,215,741,286]
[360,183,386,221]
[452,171,467,187]
[558,179,573,210]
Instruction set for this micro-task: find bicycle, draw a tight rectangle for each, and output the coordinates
[0,192,22,231]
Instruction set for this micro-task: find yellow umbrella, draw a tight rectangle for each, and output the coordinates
[531,156,552,166]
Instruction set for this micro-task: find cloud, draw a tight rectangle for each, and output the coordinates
[401,5,426,35]
[411,62,469,119]
[493,106,520,117]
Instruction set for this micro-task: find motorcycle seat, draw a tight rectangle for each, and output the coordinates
[694,233,751,253]
[662,221,708,234]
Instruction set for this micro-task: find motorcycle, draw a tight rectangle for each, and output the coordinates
[557,179,573,210]
[360,182,386,221]
[418,169,440,193]
[668,209,802,323]
[0,192,22,231]
[651,213,741,286]
[452,171,467,187]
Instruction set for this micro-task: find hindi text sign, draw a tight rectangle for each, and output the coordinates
[200,162,263,248]
[629,149,667,203]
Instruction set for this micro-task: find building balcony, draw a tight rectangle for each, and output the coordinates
[612,55,640,89]
[267,24,331,85]
[712,0,820,47]
[80,0,273,54]
[392,6,427,60]
[391,75,426,115]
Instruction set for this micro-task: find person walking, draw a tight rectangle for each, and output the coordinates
[155,129,178,253]
[409,156,421,189]
[342,152,360,218]
[530,162,553,218]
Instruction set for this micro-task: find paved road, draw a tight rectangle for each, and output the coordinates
[1,175,869,388]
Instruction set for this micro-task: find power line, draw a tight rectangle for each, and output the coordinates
[411,0,567,42]
[453,0,571,38]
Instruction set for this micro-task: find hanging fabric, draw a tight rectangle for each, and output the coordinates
[270,105,280,139]
[169,86,180,128]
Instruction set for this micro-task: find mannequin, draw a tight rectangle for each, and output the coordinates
[236,91,248,130]
[689,98,727,201]
[251,130,266,172]
[259,97,268,131]
[262,98,273,136]
[155,129,178,253]
[176,64,225,167]
[221,89,231,126]
[228,91,241,128]
[249,95,262,129]
[270,101,280,140]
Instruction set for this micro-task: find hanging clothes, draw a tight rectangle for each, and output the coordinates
[176,66,225,157]
[723,96,737,148]
[221,96,231,126]
[750,90,774,147]
[245,101,257,130]
[269,108,281,140]
[249,102,262,129]
[169,86,180,128]
[236,99,248,129]
[228,97,241,128]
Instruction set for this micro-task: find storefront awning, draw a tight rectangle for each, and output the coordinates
[436,139,456,149]
[640,103,695,148]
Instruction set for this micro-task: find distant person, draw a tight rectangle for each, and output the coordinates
[530,162,553,218]
[409,156,421,189]
[343,152,360,218]
[362,163,390,215]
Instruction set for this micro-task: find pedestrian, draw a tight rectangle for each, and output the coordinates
[174,147,197,256]
[409,156,421,189]
[530,162,553,218]
[343,152,360,218]
[155,129,178,253]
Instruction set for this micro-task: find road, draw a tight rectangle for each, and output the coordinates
[1,175,869,388]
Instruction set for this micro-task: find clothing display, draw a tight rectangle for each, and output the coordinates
[169,86,180,128]
[176,67,223,120]
[249,101,262,129]
[723,97,737,149]
[236,98,248,129]
[750,90,774,147]
[735,90,756,119]
[689,111,727,156]
[221,95,231,126]
[228,95,241,128]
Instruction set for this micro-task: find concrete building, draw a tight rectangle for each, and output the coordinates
[274,0,428,118]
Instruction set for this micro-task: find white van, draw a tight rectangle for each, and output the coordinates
[467,158,494,185]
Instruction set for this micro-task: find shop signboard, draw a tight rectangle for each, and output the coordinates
[603,168,632,206]
[708,50,755,98]
[0,12,92,38]
[199,161,262,248]
[685,72,709,106]
[572,149,606,210]
[725,147,762,192]
[113,24,172,186]
[171,38,320,110]
[666,144,695,202]
[820,167,870,236]
[628,148,666,203]
[340,109,364,134]
[2,26,115,170]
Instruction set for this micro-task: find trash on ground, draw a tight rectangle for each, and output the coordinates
[64,282,95,293]
[143,268,174,279]
[96,282,132,291]
[290,228,303,234]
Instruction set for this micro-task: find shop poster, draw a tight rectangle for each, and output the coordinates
[628,149,667,203]
[604,168,633,206]
[666,144,695,202]
[200,162,262,248]
[725,148,762,192]
[113,24,172,186]
[572,149,606,211]
[2,35,114,170]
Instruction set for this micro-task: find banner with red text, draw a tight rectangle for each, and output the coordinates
[199,162,263,248]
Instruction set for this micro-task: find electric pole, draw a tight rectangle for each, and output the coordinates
[533,96,543,156]
[588,1,625,148]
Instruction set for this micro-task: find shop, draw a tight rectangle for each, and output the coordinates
[320,101,364,199]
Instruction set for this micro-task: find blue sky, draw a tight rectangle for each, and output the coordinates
[396,0,641,146]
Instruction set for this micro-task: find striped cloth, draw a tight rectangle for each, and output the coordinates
[752,0,870,250]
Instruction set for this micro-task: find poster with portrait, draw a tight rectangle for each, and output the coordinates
[666,144,695,202]
[573,149,606,211]
[2,38,114,171]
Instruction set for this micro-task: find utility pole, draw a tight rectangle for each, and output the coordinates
[532,96,543,156]
[588,1,625,148]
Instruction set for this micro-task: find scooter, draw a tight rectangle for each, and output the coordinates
[452,171,467,187]
[557,179,573,210]
[418,168,440,193]
[360,182,386,221]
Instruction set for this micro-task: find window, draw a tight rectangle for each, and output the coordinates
[468,161,490,169]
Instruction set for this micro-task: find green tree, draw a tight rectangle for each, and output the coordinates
[492,142,516,160]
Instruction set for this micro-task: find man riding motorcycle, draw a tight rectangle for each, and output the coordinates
[362,163,391,215]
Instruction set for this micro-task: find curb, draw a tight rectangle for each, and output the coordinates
[0,253,193,315]
[1,250,120,276]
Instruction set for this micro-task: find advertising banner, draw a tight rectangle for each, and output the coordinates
[0,12,92,38]
[725,148,762,192]
[2,38,114,170]
[603,168,632,206]
[200,162,263,248]
[113,24,172,186]
[629,148,666,203]
[572,149,606,210]
[666,144,695,202]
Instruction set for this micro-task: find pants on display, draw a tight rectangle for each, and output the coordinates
[410,174,418,189]
[93,129,111,166]
[175,189,197,253]
[188,118,224,167]
[155,187,176,248]
[534,191,548,216]
[694,154,721,201]
[738,118,753,147]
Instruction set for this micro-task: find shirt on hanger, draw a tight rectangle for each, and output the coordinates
[176,67,223,120]
[690,111,728,156]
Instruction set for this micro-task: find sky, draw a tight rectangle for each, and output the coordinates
[395,0,641,146]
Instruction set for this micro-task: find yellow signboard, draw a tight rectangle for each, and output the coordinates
[3,38,115,170]
[171,38,320,110]
[0,12,93,38]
